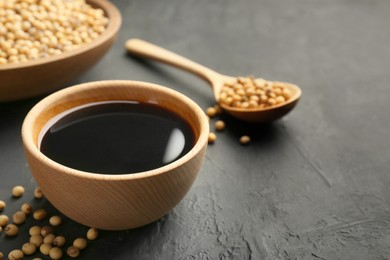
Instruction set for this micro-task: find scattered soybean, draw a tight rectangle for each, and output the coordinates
[240,135,251,145]
[0,200,5,211]
[34,187,44,199]
[33,209,47,220]
[73,237,87,250]
[22,242,37,255]
[49,216,62,226]
[21,203,33,215]
[0,215,9,226]
[11,186,24,198]
[12,211,26,225]
[4,224,18,236]
[7,249,23,260]
[208,132,217,144]
[86,228,99,240]
[67,246,80,258]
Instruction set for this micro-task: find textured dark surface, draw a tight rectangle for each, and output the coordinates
[1,0,390,259]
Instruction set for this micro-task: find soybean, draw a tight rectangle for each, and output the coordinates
[22,242,37,255]
[49,215,62,226]
[53,236,66,247]
[240,135,251,145]
[12,211,26,225]
[49,247,63,260]
[43,233,56,245]
[86,228,99,240]
[34,187,44,199]
[29,226,42,236]
[40,243,52,256]
[67,246,80,258]
[214,120,225,131]
[208,132,217,144]
[5,224,18,236]
[0,215,9,226]
[30,234,44,247]
[41,225,54,237]
[0,200,5,211]
[206,107,218,118]
[12,185,25,198]
[33,208,47,220]
[21,202,33,215]
[73,237,87,250]
[8,250,23,260]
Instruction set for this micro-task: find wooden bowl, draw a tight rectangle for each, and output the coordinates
[22,80,209,230]
[0,0,121,102]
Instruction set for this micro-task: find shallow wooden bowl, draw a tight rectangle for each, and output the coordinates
[0,0,121,102]
[22,80,209,230]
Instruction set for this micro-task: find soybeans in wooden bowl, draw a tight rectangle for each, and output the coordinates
[0,0,121,102]
[22,80,209,230]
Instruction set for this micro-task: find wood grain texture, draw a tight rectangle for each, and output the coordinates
[21,80,209,230]
[0,0,122,102]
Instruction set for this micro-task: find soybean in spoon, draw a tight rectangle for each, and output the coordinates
[125,39,301,123]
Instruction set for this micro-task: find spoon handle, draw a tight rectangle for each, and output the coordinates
[125,39,221,86]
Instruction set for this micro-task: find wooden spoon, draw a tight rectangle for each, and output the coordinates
[125,38,301,123]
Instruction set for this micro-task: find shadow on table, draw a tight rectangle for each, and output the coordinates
[217,112,287,146]
[79,215,171,259]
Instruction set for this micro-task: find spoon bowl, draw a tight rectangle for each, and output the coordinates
[125,39,301,123]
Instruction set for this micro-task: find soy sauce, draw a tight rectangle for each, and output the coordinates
[39,101,195,174]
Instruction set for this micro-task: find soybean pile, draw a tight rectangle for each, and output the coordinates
[220,76,292,110]
[0,0,109,65]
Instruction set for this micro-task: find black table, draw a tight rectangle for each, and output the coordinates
[1,0,390,259]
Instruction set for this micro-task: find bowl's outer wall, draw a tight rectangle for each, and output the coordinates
[0,40,116,102]
[24,141,207,230]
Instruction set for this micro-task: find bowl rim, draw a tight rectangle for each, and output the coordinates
[22,80,210,181]
[0,0,122,71]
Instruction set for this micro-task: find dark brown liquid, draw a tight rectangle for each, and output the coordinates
[40,101,195,174]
